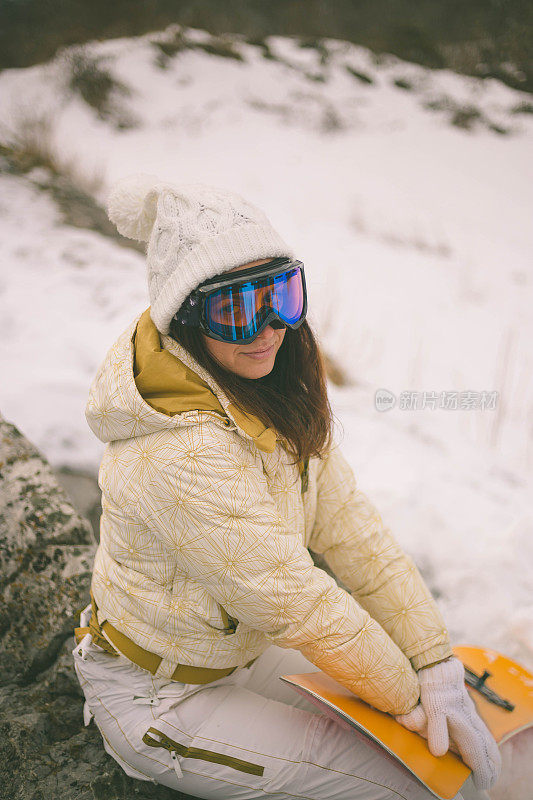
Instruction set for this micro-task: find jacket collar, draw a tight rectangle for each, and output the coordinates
[134,308,278,454]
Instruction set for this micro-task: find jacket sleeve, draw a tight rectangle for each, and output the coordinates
[140,424,420,715]
[308,444,454,672]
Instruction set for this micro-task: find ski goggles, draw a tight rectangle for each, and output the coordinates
[172,257,307,344]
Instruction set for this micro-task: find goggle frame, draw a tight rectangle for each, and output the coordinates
[172,257,307,344]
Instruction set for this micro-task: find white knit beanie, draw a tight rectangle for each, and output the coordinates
[107,174,295,335]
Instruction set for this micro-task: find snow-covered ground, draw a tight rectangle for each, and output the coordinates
[0,27,532,672]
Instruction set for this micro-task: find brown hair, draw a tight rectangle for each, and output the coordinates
[168,319,334,464]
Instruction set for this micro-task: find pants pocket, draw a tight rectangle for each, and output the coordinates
[136,682,273,791]
[142,722,266,781]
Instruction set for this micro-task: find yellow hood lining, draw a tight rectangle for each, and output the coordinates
[133,308,279,454]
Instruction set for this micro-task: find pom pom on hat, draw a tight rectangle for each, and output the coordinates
[107,173,163,241]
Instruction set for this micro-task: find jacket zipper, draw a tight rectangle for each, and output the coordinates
[220,605,239,634]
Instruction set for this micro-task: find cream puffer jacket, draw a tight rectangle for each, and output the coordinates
[85,309,453,716]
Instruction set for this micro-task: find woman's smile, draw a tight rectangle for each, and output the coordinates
[242,343,275,359]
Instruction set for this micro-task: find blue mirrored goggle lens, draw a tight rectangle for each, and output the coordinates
[205,267,304,341]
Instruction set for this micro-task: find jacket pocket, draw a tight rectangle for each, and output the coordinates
[142,725,265,777]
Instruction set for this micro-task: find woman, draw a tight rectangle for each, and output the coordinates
[73,175,501,800]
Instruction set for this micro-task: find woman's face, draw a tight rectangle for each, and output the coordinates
[202,259,286,379]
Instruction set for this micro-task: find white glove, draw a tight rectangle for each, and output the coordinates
[394,656,502,791]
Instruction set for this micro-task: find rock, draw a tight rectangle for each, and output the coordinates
[0,413,95,686]
[0,412,195,799]
[54,466,102,542]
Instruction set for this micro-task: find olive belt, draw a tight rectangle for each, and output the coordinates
[74,592,257,684]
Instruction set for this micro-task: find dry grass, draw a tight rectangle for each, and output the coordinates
[422,95,509,135]
[0,108,104,196]
[323,352,351,386]
[151,29,245,70]
[64,47,132,122]
[0,111,145,251]
[1,112,62,175]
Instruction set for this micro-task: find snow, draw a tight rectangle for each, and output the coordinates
[0,26,532,672]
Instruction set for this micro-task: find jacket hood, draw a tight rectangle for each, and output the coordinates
[85,308,278,452]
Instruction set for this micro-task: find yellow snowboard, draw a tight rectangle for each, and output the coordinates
[281,645,533,800]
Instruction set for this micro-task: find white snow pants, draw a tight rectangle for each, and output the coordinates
[72,622,487,800]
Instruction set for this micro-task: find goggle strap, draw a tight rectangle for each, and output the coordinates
[172,293,202,327]
[197,257,293,292]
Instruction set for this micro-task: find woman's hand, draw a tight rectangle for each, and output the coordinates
[394,656,501,791]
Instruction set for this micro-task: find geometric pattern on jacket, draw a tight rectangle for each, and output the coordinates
[85,310,453,715]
